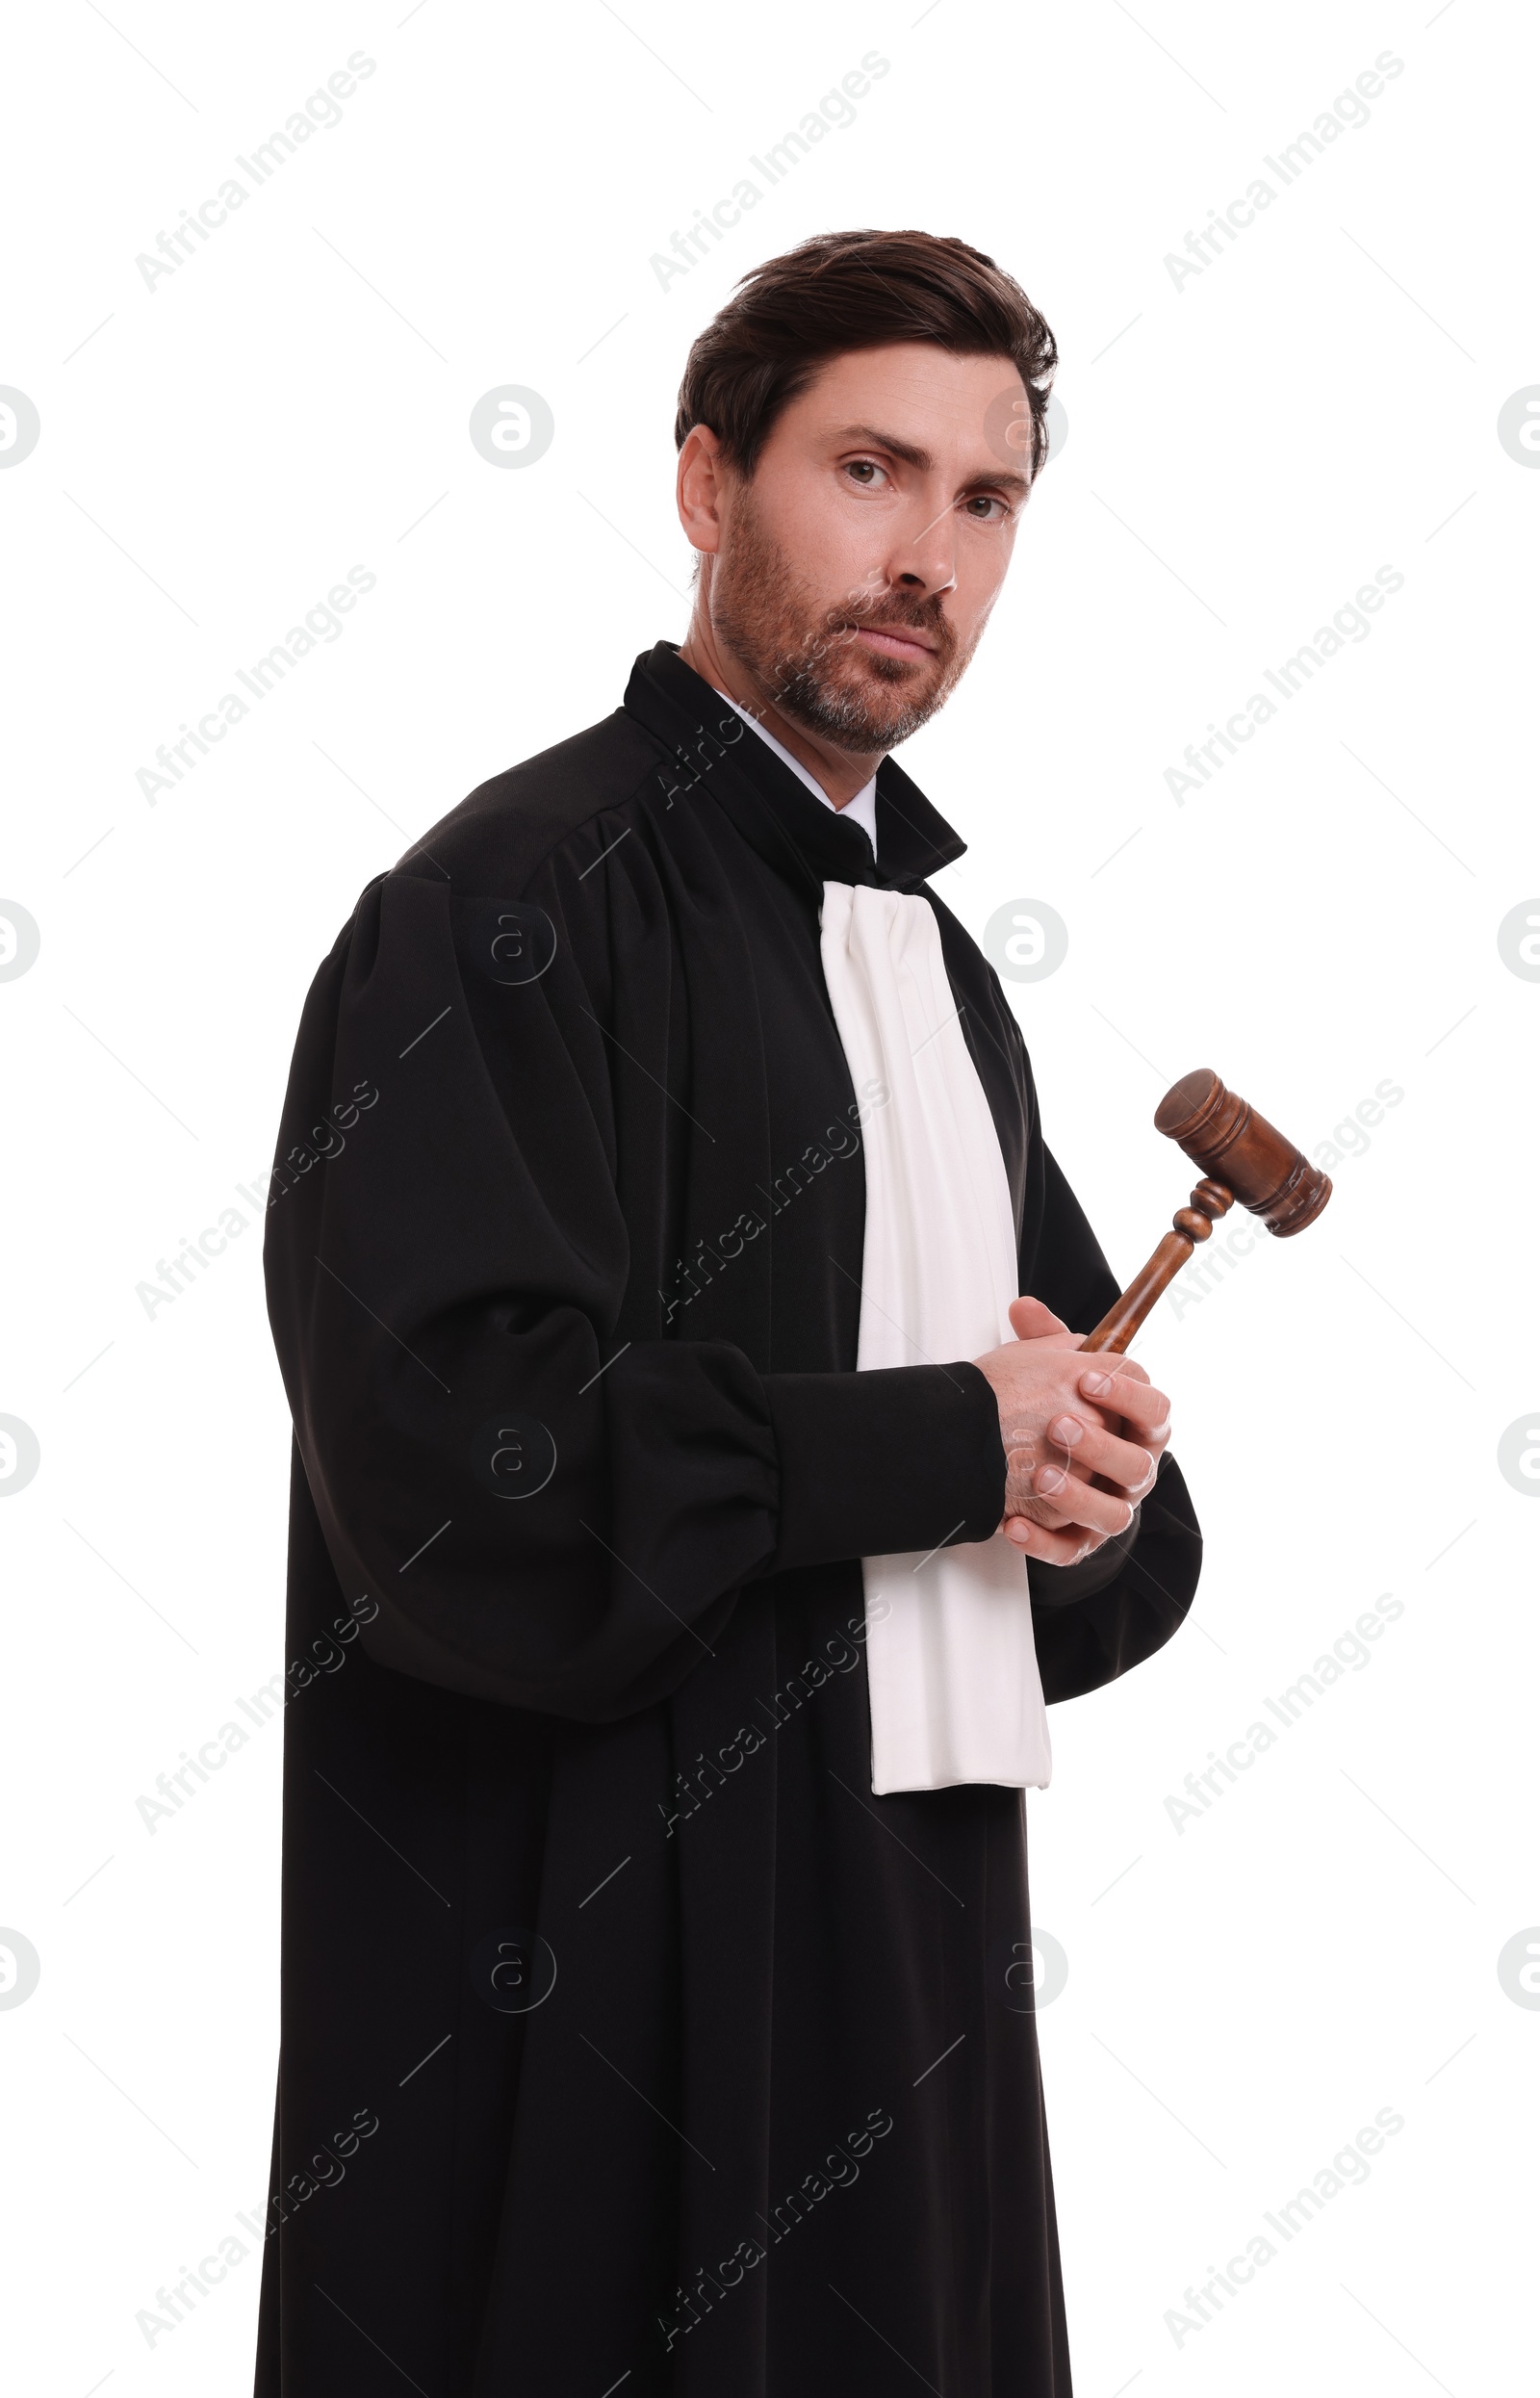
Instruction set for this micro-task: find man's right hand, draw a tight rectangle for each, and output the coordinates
[971,1297,1171,1565]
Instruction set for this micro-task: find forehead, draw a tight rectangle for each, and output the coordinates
[772,343,1031,466]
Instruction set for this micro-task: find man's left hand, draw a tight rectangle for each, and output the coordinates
[999,1296,1170,1554]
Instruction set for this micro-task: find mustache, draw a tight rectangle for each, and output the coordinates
[825,598,956,658]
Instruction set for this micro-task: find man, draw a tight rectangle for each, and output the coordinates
[255,228,1200,2396]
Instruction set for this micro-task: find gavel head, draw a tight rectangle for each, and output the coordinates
[1154,1069,1331,1237]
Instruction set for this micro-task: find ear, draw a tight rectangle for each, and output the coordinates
[677,424,728,560]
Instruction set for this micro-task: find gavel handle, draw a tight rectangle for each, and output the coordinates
[1081,1180,1234,1355]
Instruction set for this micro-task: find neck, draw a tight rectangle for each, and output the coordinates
[678,612,884,810]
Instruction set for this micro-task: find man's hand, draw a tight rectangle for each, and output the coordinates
[971,1296,1172,1563]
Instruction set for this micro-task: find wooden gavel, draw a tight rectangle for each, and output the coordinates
[1082,1068,1331,1354]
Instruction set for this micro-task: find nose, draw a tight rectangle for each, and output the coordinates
[887,493,958,598]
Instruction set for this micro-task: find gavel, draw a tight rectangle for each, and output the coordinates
[1082,1069,1330,1354]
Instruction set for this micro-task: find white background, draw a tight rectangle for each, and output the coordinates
[2,1,1535,2390]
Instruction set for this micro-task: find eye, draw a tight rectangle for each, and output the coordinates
[963,493,1013,523]
[843,458,890,490]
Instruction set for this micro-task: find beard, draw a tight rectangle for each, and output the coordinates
[707,486,981,750]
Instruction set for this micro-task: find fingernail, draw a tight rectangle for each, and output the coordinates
[1038,1467,1066,1494]
[1080,1370,1112,1396]
[1050,1414,1082,1445]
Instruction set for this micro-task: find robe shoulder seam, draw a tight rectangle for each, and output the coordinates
[384,710,677,904]
[513,750,684,901]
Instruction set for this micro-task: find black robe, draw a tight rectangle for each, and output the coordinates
[253,639,1201,2397]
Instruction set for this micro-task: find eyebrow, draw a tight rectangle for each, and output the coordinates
[832,423,1032,502]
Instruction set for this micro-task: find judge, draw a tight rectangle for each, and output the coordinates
[254,227,1201,2396]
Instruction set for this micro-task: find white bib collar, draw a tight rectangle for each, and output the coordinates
[819,881,1052,1795]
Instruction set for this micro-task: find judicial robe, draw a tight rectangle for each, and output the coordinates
[253,638,1201,2397]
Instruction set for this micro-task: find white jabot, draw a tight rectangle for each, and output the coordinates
[715,691,879,854]
[819,882,1053,1795]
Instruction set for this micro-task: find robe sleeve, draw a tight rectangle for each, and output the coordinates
[262,869,1006,1725]
[1020,1141,1204,1704]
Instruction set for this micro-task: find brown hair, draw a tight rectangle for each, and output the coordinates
[674,228,1057,481]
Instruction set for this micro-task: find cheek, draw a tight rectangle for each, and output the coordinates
[826,522,909,613]
[949,548,1014,650]
[774,476,883,590]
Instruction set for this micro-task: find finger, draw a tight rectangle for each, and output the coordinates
[1075,1368,1170,1435]
[1009,1295,1069,1341]
[1028,1464,1137,1535]
[1001,1443,1120,1514]
[1031,1456,1150,1508]
[1073,1354,1150,1385]
[1000,1514,1105,1563]
[1044,1414,1157,1493]
[1007,1486,1103,1534]
[1001,1474,1099,1534]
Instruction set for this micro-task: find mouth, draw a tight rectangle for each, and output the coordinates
[852,624,937,663]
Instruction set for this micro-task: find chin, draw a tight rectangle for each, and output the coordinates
[842,658,946,727]
[785,672,941,750]
[852,648,928,686]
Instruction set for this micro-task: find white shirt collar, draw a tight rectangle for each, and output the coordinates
[715,690,879,858]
